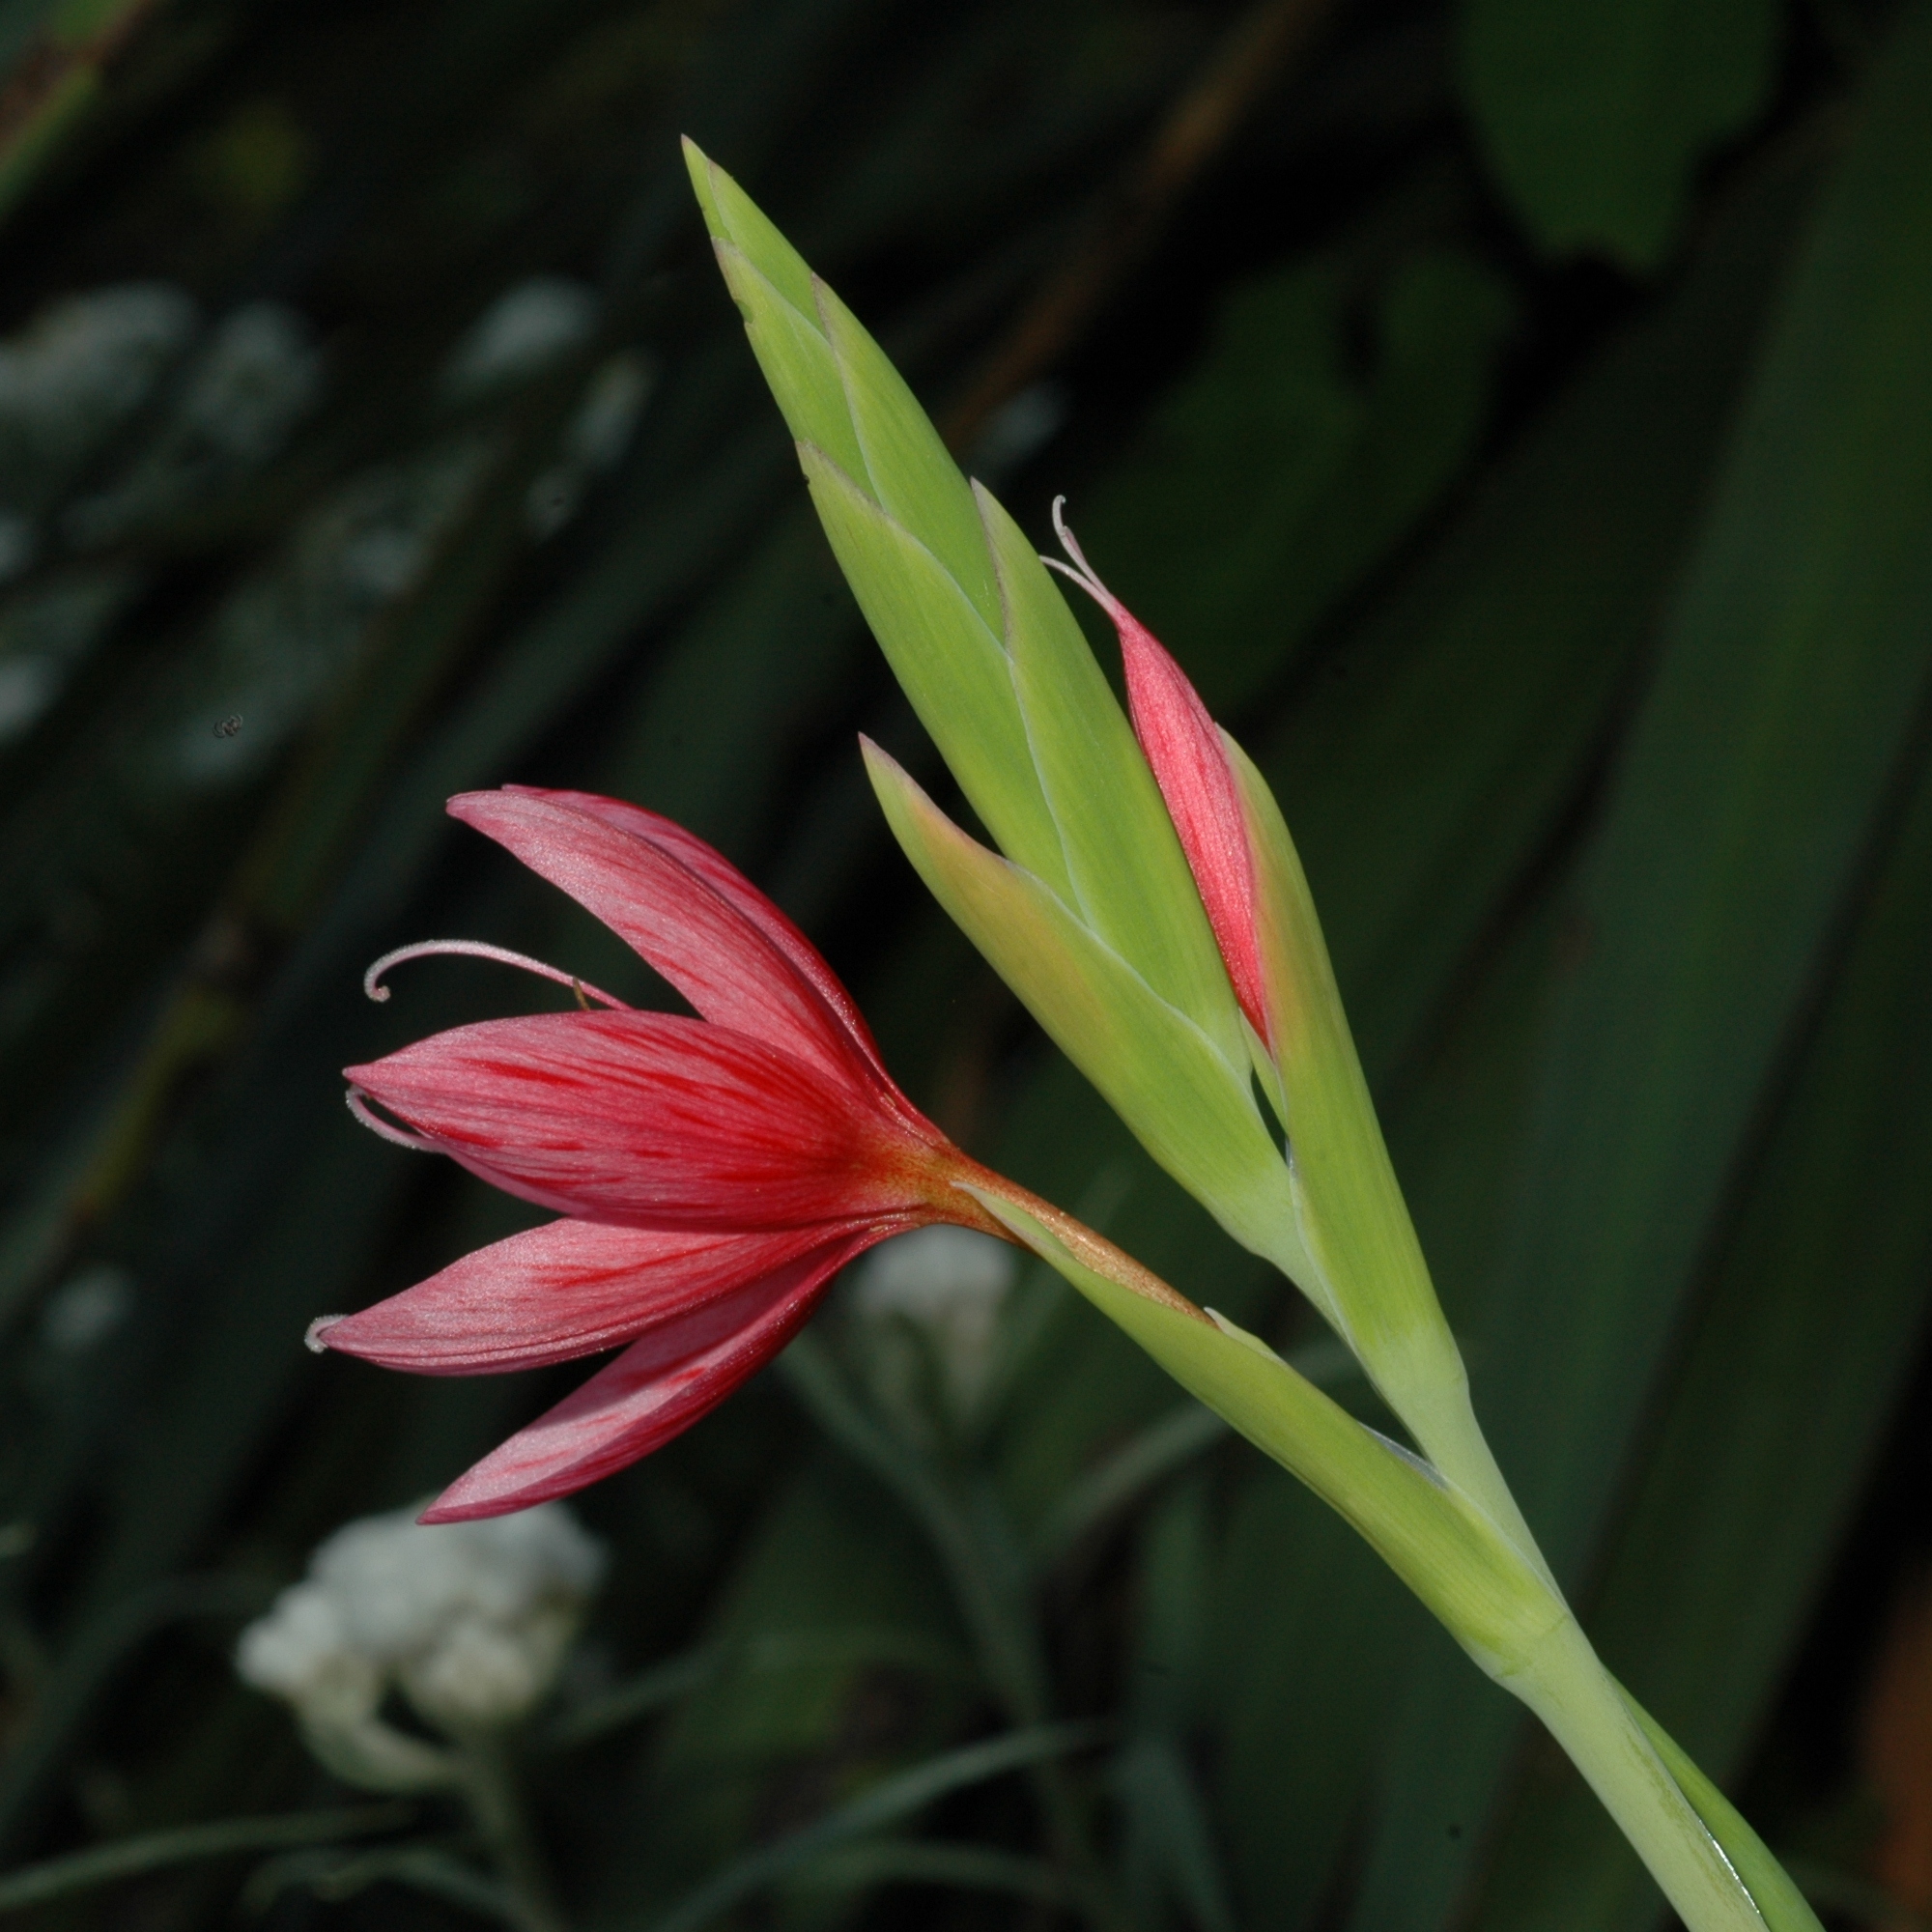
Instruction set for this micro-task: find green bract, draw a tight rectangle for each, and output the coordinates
[866,744,1306,1280]
[1223,736,1516,1511]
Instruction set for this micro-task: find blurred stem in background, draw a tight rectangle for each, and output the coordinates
[455,1740,567,1932]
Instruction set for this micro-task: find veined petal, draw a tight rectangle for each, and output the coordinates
[315,1218,878,1373]
[346,1011,942,1231]
[419,1232,877,1520]
[449,788,890,1092]
[1114,611,1269,1043]
[545,790,891,1082]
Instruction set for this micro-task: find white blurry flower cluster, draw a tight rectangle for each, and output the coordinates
[237,1503,605,1767]
[851,1226,1016,1424]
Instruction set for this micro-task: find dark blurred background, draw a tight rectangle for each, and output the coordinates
[0,0,1930,1926]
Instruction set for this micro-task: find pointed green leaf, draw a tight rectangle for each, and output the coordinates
[1228,738,1469,1424]
[653,1722,1107,1932]
[0,1805,412,1914]
[1114,1735,1239,1932]
[976,482,1246,1066]
[803,445,1071,897]
[813,281,1003,631]
[863,742,1300,1278]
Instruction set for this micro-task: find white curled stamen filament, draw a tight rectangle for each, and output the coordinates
[344,1088,440,1152]
[361,938,632,1011]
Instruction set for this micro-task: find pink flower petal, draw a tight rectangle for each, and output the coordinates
[449,789,889,1092]
[346,1011,939,1230]
[1114,612,1269,1043]
[530,790,885,1060]
[316,1217,873,1373]
[1045,512,1270,1043]
[417,1231,878,1520]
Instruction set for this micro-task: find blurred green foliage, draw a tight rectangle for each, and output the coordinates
[0,1,1926,1930]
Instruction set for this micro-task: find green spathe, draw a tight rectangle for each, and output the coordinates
[1222,733,1532,1542]
[688,136,1804,1932]
[864,742,1307,1283]
[684,137,1246,1069]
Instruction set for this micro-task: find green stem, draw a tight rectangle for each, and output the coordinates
[1393,1374,1791,1932]
[1408,1378,1558,1587]
[1502,1615,1770,1932]
[973,1191,1790,1932]
[1619,1684,1827,1932]
[456,1741,567,1932]
[1355,1353,1767,1927]
[1356,1356,1776,1932]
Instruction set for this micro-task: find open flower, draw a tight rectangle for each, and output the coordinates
[317,786,1024,1522]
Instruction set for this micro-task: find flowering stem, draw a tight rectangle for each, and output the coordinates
[1377,1351,1557,1590]
[455,1739,567,1932]
[967,1183,1789,1932]
[1502,1618,1774,1932]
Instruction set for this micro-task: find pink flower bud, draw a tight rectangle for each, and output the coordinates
[1044,504,1271,1047]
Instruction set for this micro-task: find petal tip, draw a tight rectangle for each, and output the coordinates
[418,1467,566,1523]
[416,1495,487,1524]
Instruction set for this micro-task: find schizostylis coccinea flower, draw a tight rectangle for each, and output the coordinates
[676,143,1815,1932]
[319,786,1194,1522]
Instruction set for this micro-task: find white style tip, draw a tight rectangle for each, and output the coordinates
[1038,494,1127,621]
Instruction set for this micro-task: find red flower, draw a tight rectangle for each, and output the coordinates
[320,786,1015,1522]
[1043,501,1271,1047]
